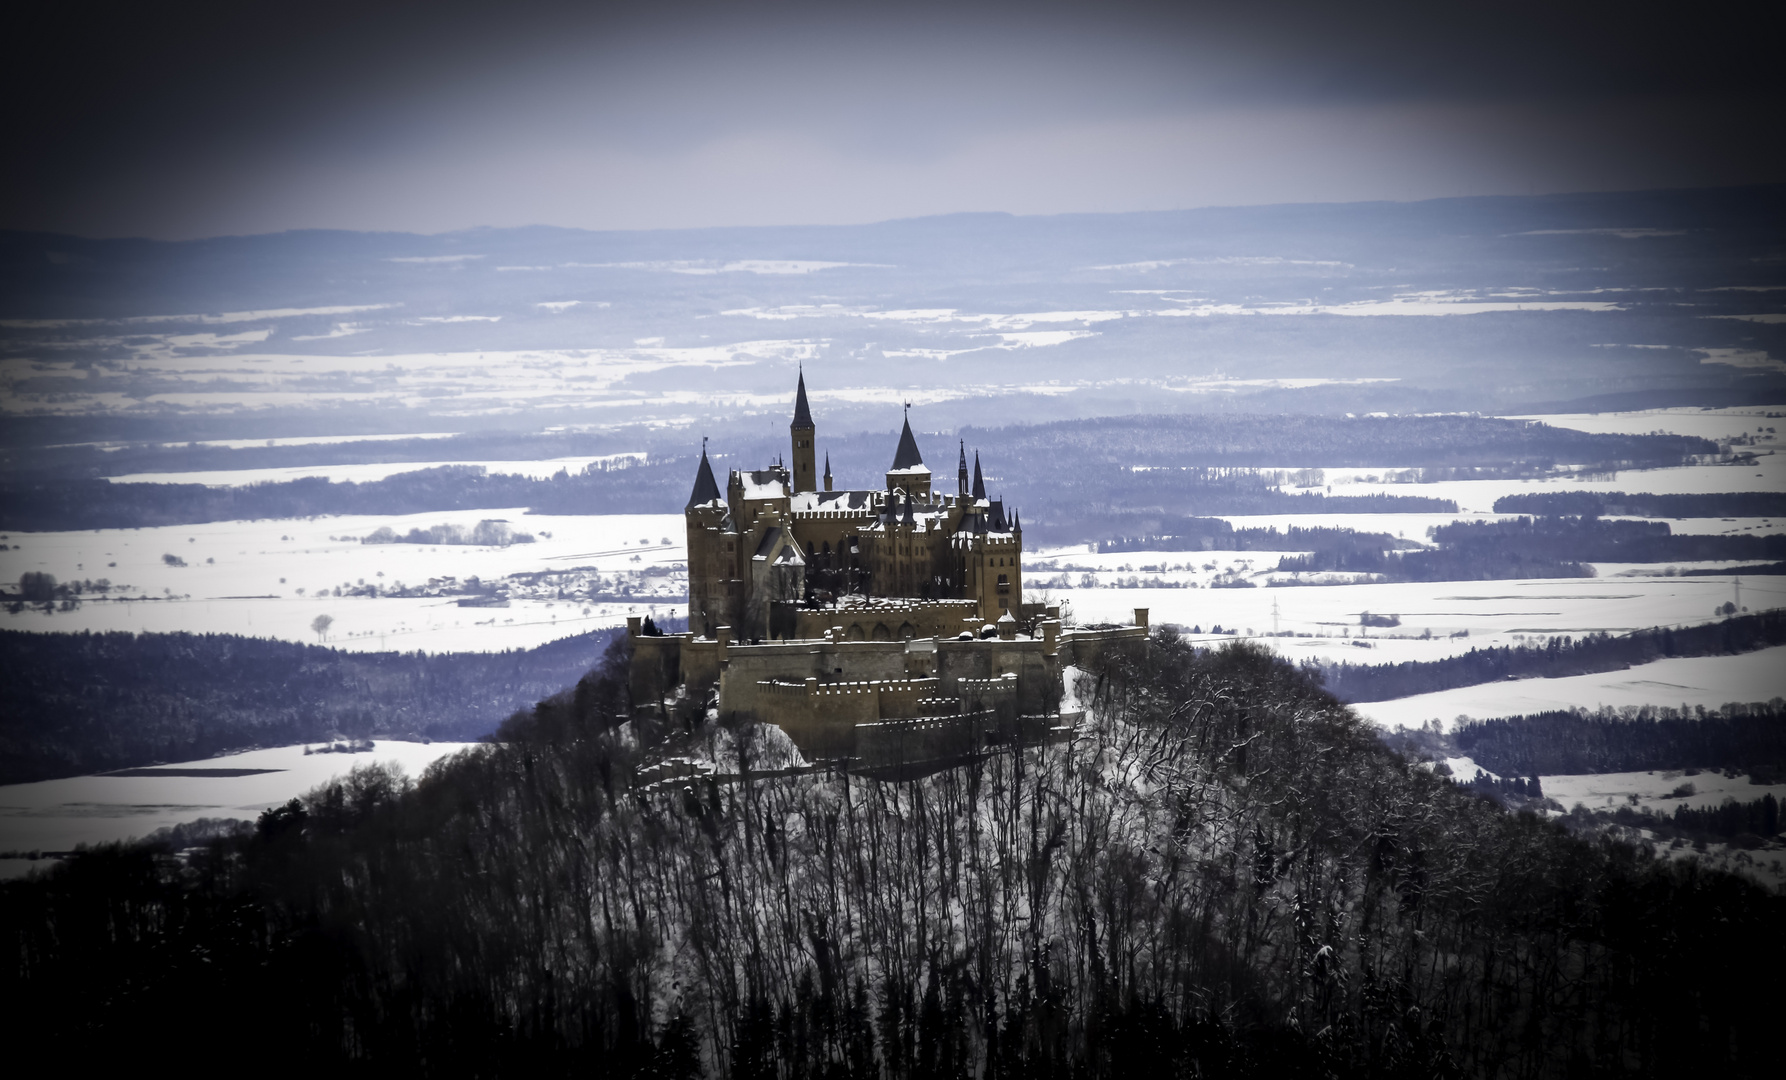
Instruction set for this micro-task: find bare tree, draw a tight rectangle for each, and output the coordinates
[311,613,334,642]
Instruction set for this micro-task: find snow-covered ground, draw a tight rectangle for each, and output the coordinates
[1047,574,1781,665]
[1541,766,1786,816]
[1323,457,1782,513]
[1,509,688,652]
[8,595,668,654]
[0,740,481,879]
[1353,646,1786,729]
[1505,405,1786,444]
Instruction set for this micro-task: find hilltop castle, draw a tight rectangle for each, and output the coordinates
[685,369,1027,642]
[629,372,1147,764]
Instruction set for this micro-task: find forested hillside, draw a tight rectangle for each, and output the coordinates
[4,635,1779,1076]
[1320,610,1786,703]
[0,628,618,782]
[1453,703,1786,778]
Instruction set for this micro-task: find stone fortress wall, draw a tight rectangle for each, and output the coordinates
[628,608,1150,762]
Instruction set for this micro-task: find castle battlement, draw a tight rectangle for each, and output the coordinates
[791,509,877,521]
[756,676,941,699]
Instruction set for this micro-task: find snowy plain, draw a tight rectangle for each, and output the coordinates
[1,509,688,652]
[0,740,480,879]
[1352,647,1786,729]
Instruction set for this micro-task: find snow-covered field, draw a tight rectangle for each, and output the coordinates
[1540,766,1786,817]
[1504,406,1786,444]
[0,740,481,879]
[1322,457,1782,513]
[1353,646,1786,729]
[1048,574,1781,666]
[1,509,688,652]
[9,595,667,654]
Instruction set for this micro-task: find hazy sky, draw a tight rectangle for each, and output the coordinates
[7,0,1782,239]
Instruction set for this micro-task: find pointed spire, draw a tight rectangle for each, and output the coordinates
[1013,510,1022,536]
[971,451,986,500]
[902,492,916,526]
[957,439,969,496]
[791,365,814,429]
[824,451,832,479]
[891,404,924,470]
[685,437,721,509]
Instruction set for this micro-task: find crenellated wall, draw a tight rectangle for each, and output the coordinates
[625,610,1151,764]
[787,597,982,642]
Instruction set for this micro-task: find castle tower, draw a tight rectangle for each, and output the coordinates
[886,404,931,498]
[684,439,733,637]
[790,368,816,494]
[957,440,968,497]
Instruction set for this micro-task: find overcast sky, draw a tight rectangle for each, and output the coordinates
[6,0,1782,239]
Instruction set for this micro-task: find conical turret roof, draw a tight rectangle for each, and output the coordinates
[890,410,924,470]
[686,442,721,509]
[792,368,814,428]
[971,451,986,500]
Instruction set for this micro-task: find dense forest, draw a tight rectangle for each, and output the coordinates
[1279,516,1786,581]
[1321,610,1786,703]
[1592,796,1782,848]
[0,628,619,783]
[1493,490,1786,518]
[4,635,1778,1076]
[1452,703,1786,779]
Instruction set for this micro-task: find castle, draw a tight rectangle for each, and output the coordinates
[628,372,1147,764]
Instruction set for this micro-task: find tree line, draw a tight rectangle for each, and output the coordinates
[0,459,687,532]
[1096,521,1410,556]
[1453,703,1786,779]
[3,634,1780,1075]
[963,413,1711,471]
[1280,516,1786,581]
[1321,610,1786,703]
[0,628,618,783]
[1493,490,1786,518]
